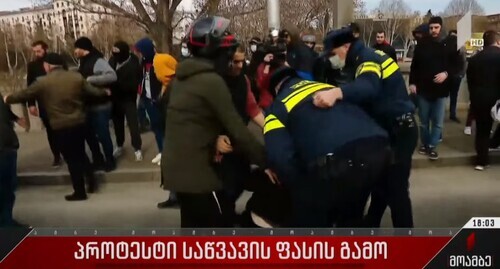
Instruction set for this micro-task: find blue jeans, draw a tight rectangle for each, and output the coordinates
[417,96,445,148]
[0,150,17,227]
[143,97,164,152]
[88,105,114,163]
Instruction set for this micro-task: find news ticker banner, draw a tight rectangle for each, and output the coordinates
[0,218,499,269]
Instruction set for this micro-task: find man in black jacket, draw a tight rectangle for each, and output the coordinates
[0,93,25,227]
[109,41,143,162]
[373,31,397,62]
[409,16,450,161]
[75,37,118,172]
[27,41,62,168]
[466,30,500,171]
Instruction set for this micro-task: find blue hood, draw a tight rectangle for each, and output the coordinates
[135,38,156,63]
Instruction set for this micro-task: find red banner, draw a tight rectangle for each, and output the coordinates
[0,236,451,269]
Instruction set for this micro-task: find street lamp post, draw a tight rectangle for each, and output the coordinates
[267,0,280,30]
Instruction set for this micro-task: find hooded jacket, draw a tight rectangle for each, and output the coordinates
[109,53,142,102]
[135,38,162,101]
[161,58,266,193]
[284,27,316,80]
[153,53,177,89]
[78,48,117,106]
[409,28,451,100]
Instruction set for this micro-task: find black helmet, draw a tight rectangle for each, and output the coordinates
[187,16,238,58]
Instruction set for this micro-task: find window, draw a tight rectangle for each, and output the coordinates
[62,2,65,7]
[44,22,46,26]
[57,3,59,8]
[80,16,83,20]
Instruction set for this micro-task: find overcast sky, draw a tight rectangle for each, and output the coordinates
[1,0,500,15]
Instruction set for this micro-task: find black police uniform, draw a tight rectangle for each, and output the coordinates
[324,29,418,228]
[264,68,391,228]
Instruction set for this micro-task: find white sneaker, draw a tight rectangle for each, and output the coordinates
[135,150,143,162]
[464,127,472,136]
[113,147,123,157]
[475,165,486,171]
[152,153,162,164]
[489,147,500,152]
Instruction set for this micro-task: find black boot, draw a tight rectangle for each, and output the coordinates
[65,193,87,201]
[104,159,117,172]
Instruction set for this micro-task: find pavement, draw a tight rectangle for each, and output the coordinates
[12,166,500,228]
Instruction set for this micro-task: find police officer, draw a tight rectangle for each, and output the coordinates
[313,28,418,228]
[264,66,391,228]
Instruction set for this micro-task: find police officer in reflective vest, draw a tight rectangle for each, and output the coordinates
[264,66,391,228]
[313,28,418,228]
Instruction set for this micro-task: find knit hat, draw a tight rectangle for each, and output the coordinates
[153,53,178,86]
[44,53,64,66]
[134,38,156,63]
[112,41,131,63]
[429,16,443,26]
[74,37,93,51]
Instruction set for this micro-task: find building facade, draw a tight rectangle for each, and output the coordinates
[0,0,112,41]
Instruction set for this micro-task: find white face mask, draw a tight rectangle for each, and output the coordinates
[181,47,190,57]
[329,55,345,70]
[250,44,257,53]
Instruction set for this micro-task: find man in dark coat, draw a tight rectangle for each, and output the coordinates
[27,40,62,168]
[466,30,500,171]
[409,16,450,161]
[109,41,143,162]
[0,93,25,226]
[162,17,271,228]
[373,30,397,62]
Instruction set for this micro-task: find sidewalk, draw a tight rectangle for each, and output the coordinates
[15,110,500,185]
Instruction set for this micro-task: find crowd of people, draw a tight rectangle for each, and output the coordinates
[1,14,499,228]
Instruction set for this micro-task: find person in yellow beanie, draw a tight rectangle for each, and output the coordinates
[153,52,178,208]
[153,53,178,95]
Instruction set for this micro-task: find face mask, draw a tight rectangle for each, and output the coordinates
[250,44,257,53]
[329,55,345,70]
[181,47,190,57]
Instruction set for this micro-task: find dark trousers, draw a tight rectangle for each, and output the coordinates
[177,192,231,228]
[54,125,90,196]
[112,100,142,151]
[491,126,500,148]
[86,105,114,164]
[466,106,475,127]
[471,103,495,166]
[216,153,250,224]
[142,97,164,152]
[137,97,149,129]
[365,120,418,228]
[449,76,463,119]
[291,137,391,228]
[39,107,61,161]
[0,150,17,227]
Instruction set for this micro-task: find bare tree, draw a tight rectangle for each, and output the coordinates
[376,0,411,45]
[400,11,422,57]
[442,0,484,16]
[34,0,218,53]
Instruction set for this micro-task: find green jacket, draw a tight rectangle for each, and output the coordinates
[6,68,107,130]
[162,58,266,193]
